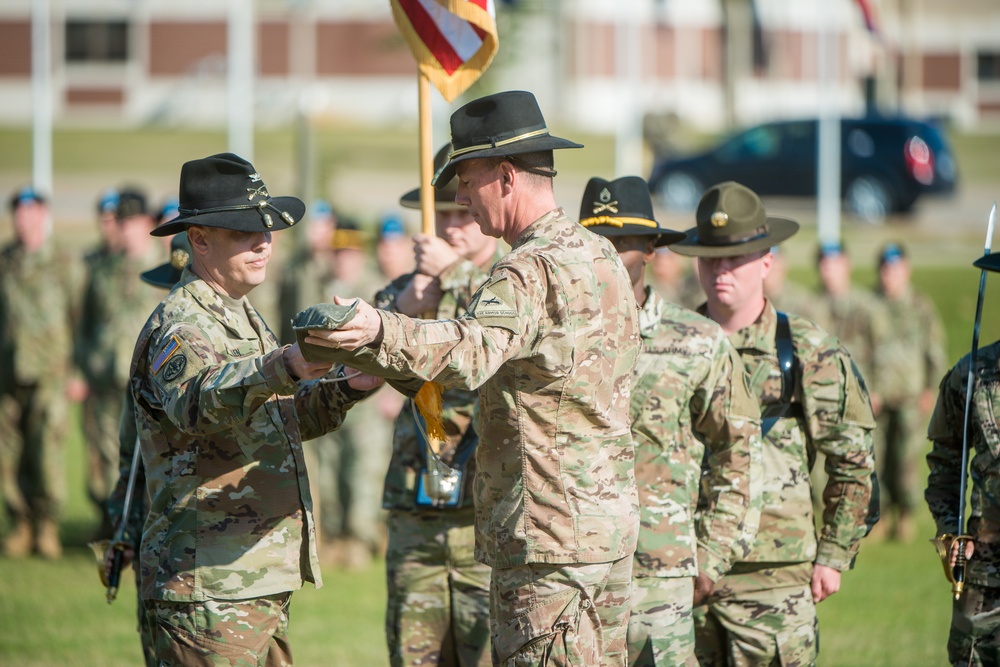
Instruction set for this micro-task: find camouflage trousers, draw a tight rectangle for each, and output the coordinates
[385,508,492,667]
[0,383,68,521]
[144,594,292,667]
[627,576,697,667]
[875,404,924,514]
[315,404,391,548]
[490,555,633,667]
[81,386,123,526]
[693,562,817,667]
[949,583,1000,666]
[132,563,156,667]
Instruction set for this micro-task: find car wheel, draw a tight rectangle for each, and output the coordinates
[846,175,893,225]
[655,172,703,211]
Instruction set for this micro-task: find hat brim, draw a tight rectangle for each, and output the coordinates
[434,135,584,189]
[973,253,1000,273]
[582,222,687,248]
[140,263,182,289]
[399,187,466,211]
[670,217,799,257]
[151,196,305,237]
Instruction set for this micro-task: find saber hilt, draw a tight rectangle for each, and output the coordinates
[107,438,142,604]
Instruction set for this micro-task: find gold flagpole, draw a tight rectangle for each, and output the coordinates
[418,70,435,236]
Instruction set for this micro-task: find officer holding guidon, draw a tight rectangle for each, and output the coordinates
[374,143,500,667]
[579,175,763,667]
[300,90,641,666]
[128,153,384,666]
[670,182,877,667]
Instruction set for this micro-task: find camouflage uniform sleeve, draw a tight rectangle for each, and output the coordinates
[345,263,538,389]
[147,323,299,435]
[925,361,965,536]
[107,388,145,546]
[293,366,375,441]
[806,340,877,570]
[695,340,763,581]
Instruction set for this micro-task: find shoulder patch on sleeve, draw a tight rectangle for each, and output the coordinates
[842,357,876,428]
[151,335,182,375]
[471,276,520,334]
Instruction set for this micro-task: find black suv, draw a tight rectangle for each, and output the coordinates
[648,116,958,223]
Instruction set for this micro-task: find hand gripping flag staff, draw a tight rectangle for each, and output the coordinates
[935,202,996,599]
[390,0,498,505]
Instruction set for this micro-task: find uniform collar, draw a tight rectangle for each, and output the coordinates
[178,267,258,339]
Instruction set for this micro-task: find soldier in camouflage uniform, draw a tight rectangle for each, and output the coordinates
[926,249,1000,666]
[670,182,876,667]
[304,91,641,667]
[873,243,946,543]
[0,186,85,559]
[104,232,192,667]
[127,154,383,666]
[78,188,161,538]
[374,143,498,667]
[580,176,763,667]
[763,246,814,319]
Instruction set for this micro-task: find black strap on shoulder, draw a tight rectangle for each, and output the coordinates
[760,311,801,437]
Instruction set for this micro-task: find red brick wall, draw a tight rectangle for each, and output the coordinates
[315,21,412,76]
[0,21,32,76]
[149,21,226,76]
[922,52,962,90]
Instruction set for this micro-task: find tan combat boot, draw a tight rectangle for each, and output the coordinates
[2,518,33,558]
[35,518,62,560]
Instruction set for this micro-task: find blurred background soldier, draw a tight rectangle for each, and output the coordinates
[87,188,121,264]
[374,143,498,667]
[152,197,180,255]
[763,245,814,318]
[0,186,86,559]
[874,243,946,542]
[77,188,160,539]
[672,182,876,667]
[648,246,703,310]
[926,249,1000,666]
[322,216,395,565]
[808,241,889,498]
[375,212,415,282]
[580,175,762,667]
[279,200,337,346]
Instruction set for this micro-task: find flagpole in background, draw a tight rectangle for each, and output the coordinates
[418,72,435,236]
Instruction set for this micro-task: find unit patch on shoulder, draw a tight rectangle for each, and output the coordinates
[151,336,182,375]
[472,276,519,333]
[162,353,188,382]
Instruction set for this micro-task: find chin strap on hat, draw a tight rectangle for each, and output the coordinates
[505,156,557,178]
[178,200,296,229]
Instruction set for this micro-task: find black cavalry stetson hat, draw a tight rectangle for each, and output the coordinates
[579,176,686,248]
[671,181,799,258]
[152,153,305,237]
[400,143,465,211]
[141,232,191,289]
[433,90,583,188]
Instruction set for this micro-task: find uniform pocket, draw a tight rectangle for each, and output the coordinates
[492,588,583,666]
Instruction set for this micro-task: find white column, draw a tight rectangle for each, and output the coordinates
[228,0,255,162]
[817,0,841,245]
[31,0,53,196]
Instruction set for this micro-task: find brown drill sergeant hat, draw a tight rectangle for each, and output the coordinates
[400,143,465,212]
[670,181,799,258]
[432,90,583,188]
[152,153,304,237]
[579,176,686,248]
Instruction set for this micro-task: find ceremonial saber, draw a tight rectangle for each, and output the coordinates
[954,202,997,599]
[106,438,142,604]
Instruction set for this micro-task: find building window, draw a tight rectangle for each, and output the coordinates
[977,52,1000,82]
[65,20,129,63]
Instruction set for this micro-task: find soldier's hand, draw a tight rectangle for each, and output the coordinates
[692,572,716,606]
[918,388,936,414]
[343,366,386,392]
[395,274,443,316]
[283,343,335,380]
[306,296,383,351]
[413,234,460,277]
[104,544,135,581]
[811,563,841,603]
[66,377,89,403]
[948,536,975,567]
